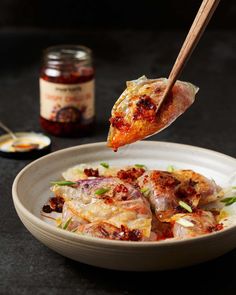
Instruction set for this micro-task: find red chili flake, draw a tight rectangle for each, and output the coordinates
[109,116,131,132]
[175,184,196,199]
[215,223,224,231]
[136,95,156,110]
[128,229,143,241]
[42,205,52,213]
[133,95,157,122]
[95,223,143,241]
[113,184,129,201]
[48,197,65,213]
[117,168,145,183]
[151,171,180,188]
[118,225,142,241]
[114,184,128,193]
[207,223,224,233]
[84,168,99,177]
[142,175,149,185]
[101,195,113,204]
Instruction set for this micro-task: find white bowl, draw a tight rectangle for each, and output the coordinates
[12,141,236,271]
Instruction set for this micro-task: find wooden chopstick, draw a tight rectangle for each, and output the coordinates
[157,0,220,110]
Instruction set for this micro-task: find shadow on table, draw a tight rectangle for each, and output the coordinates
[64,250,236,295]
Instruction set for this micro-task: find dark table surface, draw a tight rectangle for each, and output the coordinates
[1,29,236,295]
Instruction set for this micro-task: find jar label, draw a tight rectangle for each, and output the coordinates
[40,79,95,123]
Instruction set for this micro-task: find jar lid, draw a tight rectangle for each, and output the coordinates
[44,45,92,63]
[0,132,51,159]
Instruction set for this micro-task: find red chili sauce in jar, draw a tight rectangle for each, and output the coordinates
[39,45,95,137]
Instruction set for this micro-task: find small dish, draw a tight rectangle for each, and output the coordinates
[12,141,236,271]
[0,132,51,159]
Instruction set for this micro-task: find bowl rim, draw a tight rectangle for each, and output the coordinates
[12,140,236,248]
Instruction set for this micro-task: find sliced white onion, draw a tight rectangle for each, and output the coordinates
[176,218,194,227]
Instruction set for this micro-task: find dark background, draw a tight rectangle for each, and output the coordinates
[0,0,235,30]
[1,1,236,295]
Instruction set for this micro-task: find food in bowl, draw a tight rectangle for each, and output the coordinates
[41,163,235,242]
[107,76,199,150]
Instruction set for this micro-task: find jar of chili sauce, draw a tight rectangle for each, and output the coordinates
[39,45,95,136]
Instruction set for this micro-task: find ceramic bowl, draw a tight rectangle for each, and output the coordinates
[12,141,236,271]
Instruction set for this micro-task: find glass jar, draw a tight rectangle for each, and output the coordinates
[39,45,95,137]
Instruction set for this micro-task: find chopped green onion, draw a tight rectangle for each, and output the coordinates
[100,162,109,169]
[63,217,72,230]
[221,196,236,206]
[95,188,110,195]
[179,200,192,213]
[135,164,146,168]
[140,187,150,197]
[167,165,175,172]
[51,181,76,186]
[141,187,149,193]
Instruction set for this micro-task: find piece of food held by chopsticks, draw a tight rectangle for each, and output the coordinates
[107,0,221,151]
[107,76,199,150]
